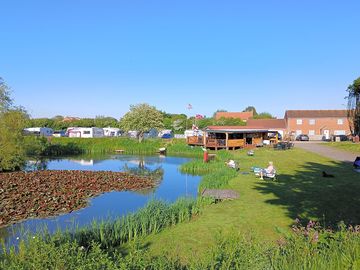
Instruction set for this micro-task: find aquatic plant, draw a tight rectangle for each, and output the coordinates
[0,170,155,227]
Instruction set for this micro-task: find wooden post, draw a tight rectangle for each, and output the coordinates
[225,132,229,150]
[203,133,206,147]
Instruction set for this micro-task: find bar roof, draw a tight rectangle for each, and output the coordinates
[205,126,273,133]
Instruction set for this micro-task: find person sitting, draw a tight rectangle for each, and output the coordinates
[260,161,275,180]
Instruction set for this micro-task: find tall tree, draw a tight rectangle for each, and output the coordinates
[0,77,13,113]
[243,106,258,116]
[253,112,275,119]
[119,103,164,142]
[0,78,29,171]
[346,76,360,136]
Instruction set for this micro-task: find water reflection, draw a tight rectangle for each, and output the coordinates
[2,154,201,245]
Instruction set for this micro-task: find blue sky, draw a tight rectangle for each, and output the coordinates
[1,1,359,119]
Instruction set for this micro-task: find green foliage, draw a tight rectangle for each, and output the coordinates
[0,77,13,113]
[243,105,258,116]
[180,149,238,190]
[0,110,28,171]
[214,117,246,126]
[2,223,359,269]
[253,112,275,119]
[347,76,360,136]
[193,117,245,129]
[60,199,201,249]
[162,112,187,133]
[119,103,164,142]
[24,136,83,157]
[27,116,120,130]
[0,199,203,269]
[51,137,162,155]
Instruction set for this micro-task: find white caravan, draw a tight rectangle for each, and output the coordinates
[67,127,104,138]
[103,127,121,137]
[24,127,54,137]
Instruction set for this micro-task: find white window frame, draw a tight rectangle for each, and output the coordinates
[296,130,302,136]
[309,119,315,125]
[337,118,344,125]
[334,130,346,135]
[296,119,303,125]
[308,130,315,136]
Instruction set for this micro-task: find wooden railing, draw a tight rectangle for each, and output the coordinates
[206,138,226,147]
[228,139,245,147]
[187,136,204,145]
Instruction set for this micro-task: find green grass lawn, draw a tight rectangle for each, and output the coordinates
[325,141,360,154]
[143,147,360,261]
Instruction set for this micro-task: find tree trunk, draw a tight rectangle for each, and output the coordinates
[138,132,144,143]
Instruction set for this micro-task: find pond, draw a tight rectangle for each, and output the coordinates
[0,154,201,245]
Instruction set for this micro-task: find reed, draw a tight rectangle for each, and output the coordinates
[46,198,202,250]
[49,137,202,156]
[2,224,359,269]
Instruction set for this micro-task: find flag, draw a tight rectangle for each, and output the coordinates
[187,104,192,110]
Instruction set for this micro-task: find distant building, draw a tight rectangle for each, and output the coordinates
[284,110,351,140]
[66,127,104,138]
[187,125,279,150]
[247,119,286,139]
[214,111,254,122]
[23,127,54,137]
[62,116,81,122]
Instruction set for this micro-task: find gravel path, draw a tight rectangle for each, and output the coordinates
[295,141,358,162]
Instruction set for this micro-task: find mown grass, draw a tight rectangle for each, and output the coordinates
[325,141,360,154]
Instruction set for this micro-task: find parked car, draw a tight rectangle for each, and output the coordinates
[331,135,349,142]
[295,134,309,141]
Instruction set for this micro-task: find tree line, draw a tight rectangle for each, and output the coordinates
[27,107,274,133]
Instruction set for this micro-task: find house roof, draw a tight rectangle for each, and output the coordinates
[246,119,286,129]
[284,110,348,118]
[214,111,253,120]
[62,116,81,122]
[205,126,271,133]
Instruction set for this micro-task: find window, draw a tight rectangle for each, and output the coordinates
[309,119,315,125]
[296,130,302,136]
[334,130,346,135]
[296,119,303,125]
[337,119,344,125]
[308,130,315,136]
[83,131,91,135]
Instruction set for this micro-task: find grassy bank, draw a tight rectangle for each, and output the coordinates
[325,141,360,154]
[145,147,360,260]
[49,137,203,157]
[2,223,359,269]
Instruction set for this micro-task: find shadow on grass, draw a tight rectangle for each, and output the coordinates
[255,160,360,227]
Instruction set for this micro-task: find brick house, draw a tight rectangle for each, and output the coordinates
[284,110,351,140]
[246,119,286,138]
[214,111,254,122]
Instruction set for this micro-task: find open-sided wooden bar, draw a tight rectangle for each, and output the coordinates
[186,126,279,150]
